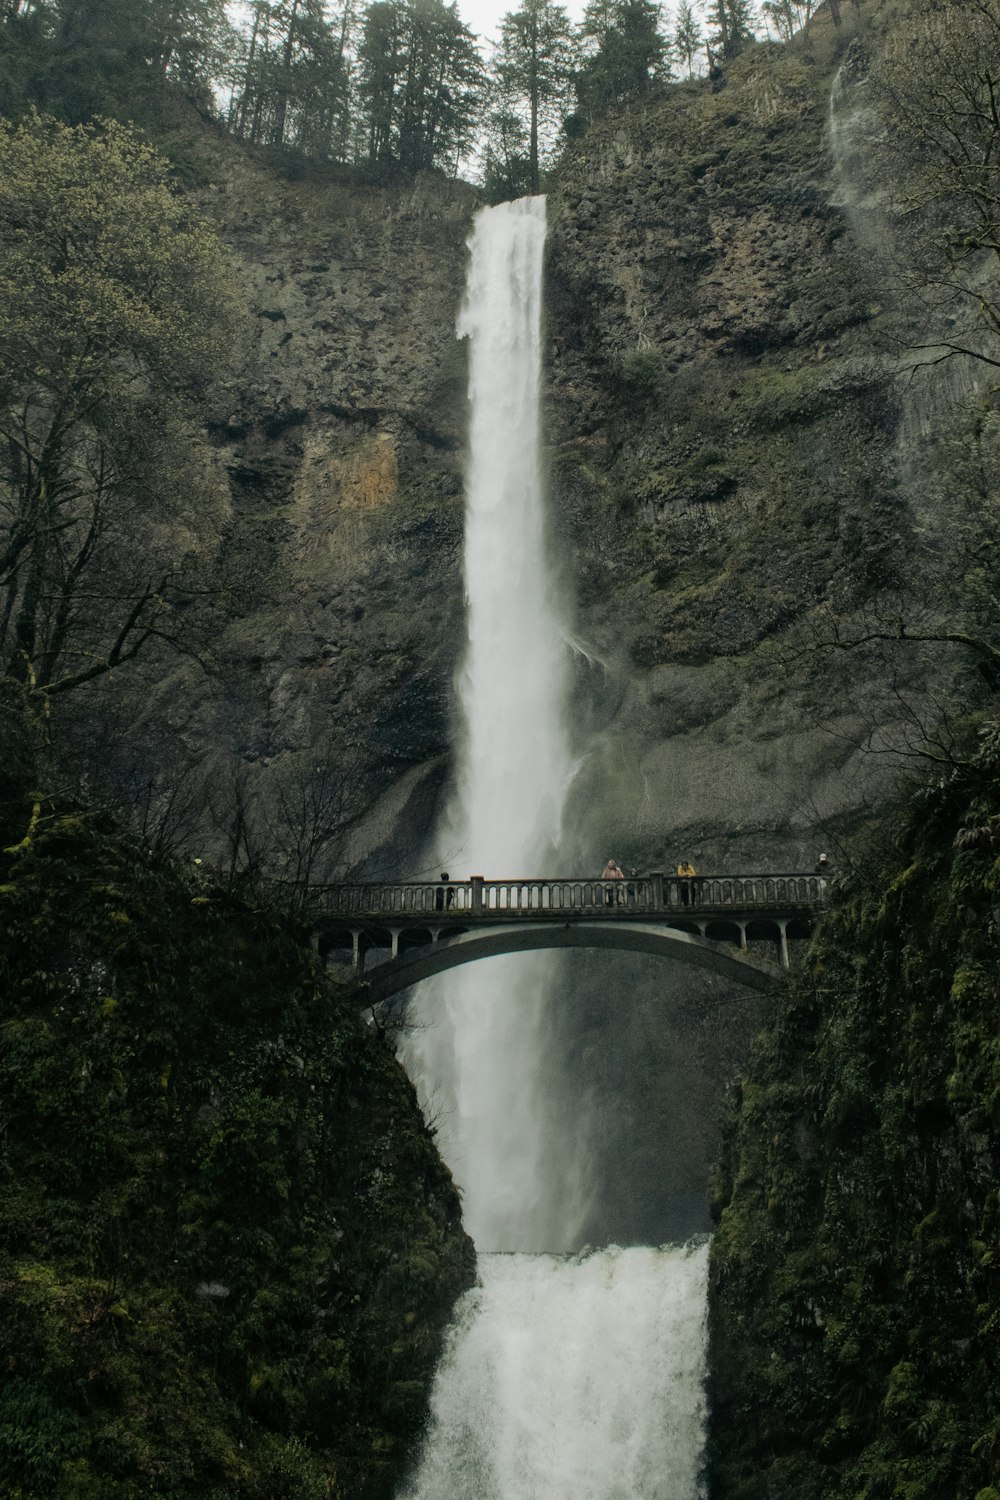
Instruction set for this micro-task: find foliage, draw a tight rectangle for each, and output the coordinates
[0,0,772,187]
[761,0,817,45]
[618,346,662,392]
[0,111,242,698]
[673,0,702,80]
[228,0,353,160]
[0,780,475,1498]
[708,0,759,62]
[870,0,1000,369]
[708,725,1000,1497]
[487,0,576,196]
[574,0,668,122]
[354,0,482,173]
[0,0,236,123]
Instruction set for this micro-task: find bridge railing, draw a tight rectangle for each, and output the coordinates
[313,872,826,919]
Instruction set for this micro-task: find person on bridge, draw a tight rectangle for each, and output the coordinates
[677,859,697,905]
[602,858,625,906]
[436,872,455,911]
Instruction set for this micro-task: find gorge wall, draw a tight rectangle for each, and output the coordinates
[0,756,475,1498]
[69,0,988,1243]
[707,737,1000,1500]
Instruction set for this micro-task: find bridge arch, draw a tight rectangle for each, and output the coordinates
[356,920,780,1007]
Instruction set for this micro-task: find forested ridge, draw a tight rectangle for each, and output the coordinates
[0,0,788,197]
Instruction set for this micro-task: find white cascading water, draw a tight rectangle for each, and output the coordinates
[399,1245,710,1500]
[402,195,583,1253]
[398,198,709,1499]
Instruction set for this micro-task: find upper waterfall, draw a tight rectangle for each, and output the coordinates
[401,197,587,1253]
[453,195,575,871]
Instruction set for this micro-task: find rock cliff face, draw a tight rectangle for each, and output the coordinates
[205,153,477,796]
[74,136,480,881]
[121,17,968,879]
[70,7,988,1245]
[545,33,916,877]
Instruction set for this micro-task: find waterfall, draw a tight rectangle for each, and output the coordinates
[397,198,709,1498]
[402,196,583,1253]
[399,1244,710,1500]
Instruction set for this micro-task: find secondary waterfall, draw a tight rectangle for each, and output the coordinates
[398,198,709,1498]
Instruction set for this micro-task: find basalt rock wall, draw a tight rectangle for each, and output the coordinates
[71,8,987,1244]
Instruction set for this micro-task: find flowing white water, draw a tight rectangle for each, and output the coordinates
[399,1244,710,1500]
[398,197,709,1498]
[402,196,583,1253]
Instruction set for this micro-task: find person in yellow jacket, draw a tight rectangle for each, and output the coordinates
[677,859,697,906]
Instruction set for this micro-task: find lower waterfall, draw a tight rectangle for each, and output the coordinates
[399,1245,710,1500]
[396,197,709,1497]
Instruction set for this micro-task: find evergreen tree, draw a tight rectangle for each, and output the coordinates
[356,0,403,162]
[575,0,667,120]
[491,0,574,194]
[761,0,811,42]
[480,93,533,200]
[0,0,52,117]
[0,0,234,120]
[707,0,757,62]
[356,0,481,173]
[395,0,482,171]
[673,0,701,78]
[230,0,351,156]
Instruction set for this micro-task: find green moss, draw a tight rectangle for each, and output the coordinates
[618,347,662,393]
[0,807,475,1498]
[744,367,833,430]
[708,731,1000,1498]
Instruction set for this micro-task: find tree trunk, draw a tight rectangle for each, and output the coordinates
[529,23,539,195]
[273,0,301,147]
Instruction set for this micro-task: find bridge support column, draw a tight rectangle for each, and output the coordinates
[390,929,401,959]
[471,875,484,915]
[737,922,748,950]
[778,919,790,969]
[351,930,365,977]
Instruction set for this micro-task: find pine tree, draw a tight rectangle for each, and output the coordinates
[356,0,481,172]
[575,0,667,120]
[492,0,574,194]
[707,0,757,62]
[229,0,351,158]
[673,0,701,78]
[761,0,811,42]
[481,92,532,200]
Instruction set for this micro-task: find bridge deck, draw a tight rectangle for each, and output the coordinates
[311,872,826,996]
[314,871,825,931]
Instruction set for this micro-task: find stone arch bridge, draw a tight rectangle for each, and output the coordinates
[314,872,826,1004]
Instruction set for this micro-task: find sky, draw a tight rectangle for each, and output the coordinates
[458,0,588,47]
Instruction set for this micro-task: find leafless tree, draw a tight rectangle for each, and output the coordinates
[870,0,1000,368]
[263,743,380,903]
